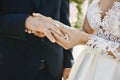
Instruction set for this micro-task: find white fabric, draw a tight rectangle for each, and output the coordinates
[68,0,120,80]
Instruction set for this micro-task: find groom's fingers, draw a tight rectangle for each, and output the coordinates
[25,29,33,34]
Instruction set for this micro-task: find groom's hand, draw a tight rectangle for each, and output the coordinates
[25,15,55,42]
[25,13,65,43]
[32,13,65,37]
[63,68,71,80]
[25,15,61,43]
[25,29,45,38]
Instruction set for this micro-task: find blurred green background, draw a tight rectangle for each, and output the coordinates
[70,0,86,28]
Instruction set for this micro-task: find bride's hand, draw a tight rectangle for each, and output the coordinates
[52,25,90,49]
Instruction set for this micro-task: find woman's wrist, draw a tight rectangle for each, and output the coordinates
[79,31,91,45]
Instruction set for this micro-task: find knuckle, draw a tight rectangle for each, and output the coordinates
[64,46,69,50]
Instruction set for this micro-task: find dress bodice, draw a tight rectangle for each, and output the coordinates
[86,0,120,60]
[87,0,120,42]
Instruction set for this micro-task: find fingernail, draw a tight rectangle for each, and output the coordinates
[52,40,56,43]
[25,29,27,32]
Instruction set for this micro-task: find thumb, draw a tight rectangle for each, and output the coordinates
[32,13,42,17]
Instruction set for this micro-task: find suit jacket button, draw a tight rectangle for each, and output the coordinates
[40,60,46,70]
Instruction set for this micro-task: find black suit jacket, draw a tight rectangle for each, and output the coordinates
[0,0,73,79]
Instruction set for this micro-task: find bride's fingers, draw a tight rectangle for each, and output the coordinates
[51,28,68,40]
[50,26,65,39]
[44,29,56,43]
[57,24,71,35]
[52,31,70,49]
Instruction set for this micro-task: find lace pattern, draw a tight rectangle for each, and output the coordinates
[86,0,120,60]
[86,35,120,60]
[87,0,120,42]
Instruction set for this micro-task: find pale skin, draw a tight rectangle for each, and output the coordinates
[26,0,120,50]
[25,13,71,80]
[51,0,120,56]
[25,0,120,79]
[25,13,65,43]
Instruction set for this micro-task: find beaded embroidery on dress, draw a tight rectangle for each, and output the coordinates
[87,0,120,59]
[68,0,120,80]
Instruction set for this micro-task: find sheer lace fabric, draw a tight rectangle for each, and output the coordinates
[68,0,120,80]
[87,35,120,60]
[87,0,120,60]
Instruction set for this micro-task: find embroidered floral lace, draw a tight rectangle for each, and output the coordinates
[86,0,120,59]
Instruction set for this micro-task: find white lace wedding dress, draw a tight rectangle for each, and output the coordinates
[68,0,120,80]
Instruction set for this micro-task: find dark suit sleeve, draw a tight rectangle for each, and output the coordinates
[60,0,74,68]
[63,48,73,68]
[0,14,29,39]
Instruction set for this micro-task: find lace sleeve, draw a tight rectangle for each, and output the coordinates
[86,35,120,59]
